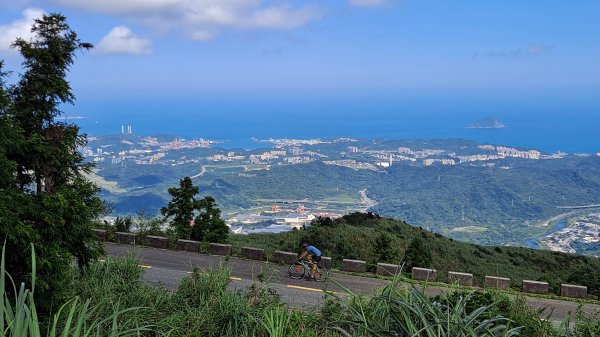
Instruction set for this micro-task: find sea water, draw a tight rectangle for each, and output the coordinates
[65,94,600,153]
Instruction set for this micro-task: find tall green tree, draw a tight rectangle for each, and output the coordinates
[0,14,104,312]
[161,176,199,239]
[373,231,399,263]
[404,236,432,270]
[162,177,229,242]
[192,196,229,243]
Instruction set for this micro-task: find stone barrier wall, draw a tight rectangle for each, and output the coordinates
[241,247,265,261]
[145,235,168,249]
[522,280,549,294]
[448,271,474,286]
[376,263,400,276]
[116,232,136,245]
[560,284,587,298]
[177,239,200,253]
[484,276,511,290]
[411,267,437,281]
[98,229,592,300]
[319,257,332,270]
[209,243,232,256]
[273,251,298,264]
[94,229,107,241]
[342,259,366,273]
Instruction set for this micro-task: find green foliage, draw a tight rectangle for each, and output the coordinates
[330,279,522,336]
[0,13,104,313]
[404,236,432,269]
[161,176,199,238]
[161,176,229,242]
[232,213,600,297]
[114,216,133,232]
[73,255,332,337]
[192,196,229,243]
[373,231,399,263]
[311,216,336,228]
[0,244,150,336]
[6,243,600,336]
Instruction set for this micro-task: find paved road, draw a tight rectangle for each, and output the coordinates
[104,243,599,322]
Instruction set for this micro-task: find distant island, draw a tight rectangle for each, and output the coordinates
[468,117,506,129]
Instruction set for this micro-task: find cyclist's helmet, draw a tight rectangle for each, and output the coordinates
[302,242,309,248]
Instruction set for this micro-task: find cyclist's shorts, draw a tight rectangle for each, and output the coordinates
[312,255,321,262]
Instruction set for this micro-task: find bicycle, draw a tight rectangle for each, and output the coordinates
[288,258,328,282]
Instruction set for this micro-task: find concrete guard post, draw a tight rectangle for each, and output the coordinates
[376,263,400,276]
[273,251,298,264]
[522,280,549,294]
[93,229,107,241]
[448,271,474,286]
[411,267,437,281]
[209,243,232,256]
[145,235,168,249]
[560,284,587,298]
[177,239,200,253]
[319,257,332,270]
[342,259,366,273]
[241,247,266,261]
[115,232,136,245]
[484,276,511,290]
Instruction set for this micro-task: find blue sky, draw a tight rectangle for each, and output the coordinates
[0,0,599,104]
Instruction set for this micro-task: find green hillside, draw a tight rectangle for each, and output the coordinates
[230,212,600,297]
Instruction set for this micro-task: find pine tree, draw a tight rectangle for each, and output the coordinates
[404,236,432,270]
[192,196,229,243]
[373,231,398,263]
[161,177,229,242]
[0,14,104,312]
[161,176,200,239]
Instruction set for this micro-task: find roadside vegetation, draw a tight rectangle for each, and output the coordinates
[230,212,600,298]
[3,244,599,336]
[99,210,600,299]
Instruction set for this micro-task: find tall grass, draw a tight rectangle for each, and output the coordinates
[5,243,599,336]
[328,276,523,337]
[71,254,335,337]
[67,255,600,336]
[0,244,149,336]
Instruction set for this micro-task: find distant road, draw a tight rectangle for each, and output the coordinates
[557,204,600,210]
[190,166,206,179]
[359,189,377,208]
[105,243,599,323]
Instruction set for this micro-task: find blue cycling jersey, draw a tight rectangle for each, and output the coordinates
[307,245,321,257]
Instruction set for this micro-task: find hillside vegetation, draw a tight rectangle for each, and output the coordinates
[231,213,600,297]
[96,149,600,248]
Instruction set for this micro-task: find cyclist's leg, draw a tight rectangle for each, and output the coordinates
[311,255,319,279]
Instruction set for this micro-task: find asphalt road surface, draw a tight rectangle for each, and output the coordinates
[104,243,599,322]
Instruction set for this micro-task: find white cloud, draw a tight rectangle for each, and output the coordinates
[55,0,179,15]
[247,6,321,29]
[96,25,152,55]
[0,8,45,52]
[350,0,387,7]
[54,0,323,41]
[191,30,215,41]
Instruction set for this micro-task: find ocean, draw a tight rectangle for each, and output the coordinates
[65,94,600,153]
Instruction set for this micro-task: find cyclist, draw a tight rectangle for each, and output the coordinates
[298,242,321,280]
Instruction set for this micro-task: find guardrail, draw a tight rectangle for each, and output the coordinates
[97,230,590,299]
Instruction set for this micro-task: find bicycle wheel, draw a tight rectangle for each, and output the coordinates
[288,263,306,280]
[313,266,328,282]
